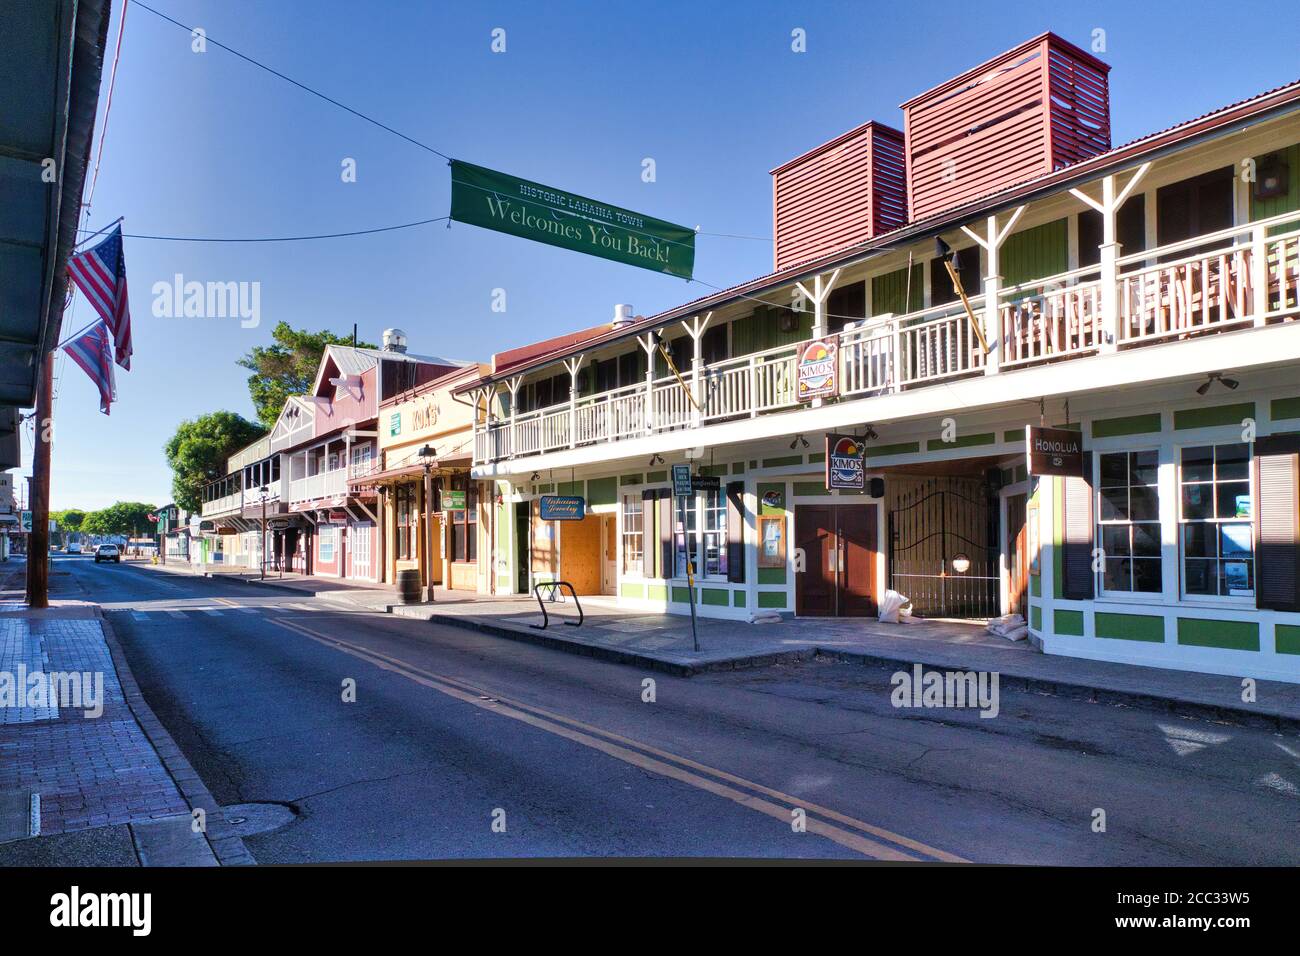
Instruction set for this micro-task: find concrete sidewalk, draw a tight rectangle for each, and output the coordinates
[0,562,251,866]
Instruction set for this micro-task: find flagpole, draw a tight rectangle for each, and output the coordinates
[71,215,124,251]
[54,317,103,350]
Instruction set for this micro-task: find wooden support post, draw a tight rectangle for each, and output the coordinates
[1071,163,1150,353]
[564,355,584,449]
[26,351,53,608]
[793,271,840,407]
[640,333,656,435]
[680,312,711,427]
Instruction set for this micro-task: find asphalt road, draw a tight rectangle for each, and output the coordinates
[64,555,1300,864]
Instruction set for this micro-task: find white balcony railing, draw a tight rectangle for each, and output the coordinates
[201,492,242,518]
[473,210,1300,465]
[288,468,348,503]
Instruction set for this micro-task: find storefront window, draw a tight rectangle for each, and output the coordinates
[450,477,477,563]
[1097,450,1162,593]
[621,495,643,575]
[319,526,337,563]
[674,490,726,580]
[396,484,417,560]
[1179,443,1253,597]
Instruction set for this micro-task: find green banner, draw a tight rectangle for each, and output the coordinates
[450,160,695,279]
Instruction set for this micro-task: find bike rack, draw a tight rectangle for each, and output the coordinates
[531,581,583,630]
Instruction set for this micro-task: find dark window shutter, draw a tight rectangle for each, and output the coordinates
[726,481,745,583]
[1061,452,1095,600]
[640,490,656,577]
[656,489,672,580]
[1256,435,1300,612]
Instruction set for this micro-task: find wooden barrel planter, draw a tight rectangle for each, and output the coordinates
[396,568,422,604]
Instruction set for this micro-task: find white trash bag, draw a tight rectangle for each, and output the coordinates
[878,589,911,624]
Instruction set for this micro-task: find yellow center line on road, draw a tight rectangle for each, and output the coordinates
[267,616,967,863]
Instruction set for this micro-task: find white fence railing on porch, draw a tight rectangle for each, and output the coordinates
[473,210,1300,465]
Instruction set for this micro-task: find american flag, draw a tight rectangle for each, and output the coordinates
[62,321,116,415]
[67,225,132,371]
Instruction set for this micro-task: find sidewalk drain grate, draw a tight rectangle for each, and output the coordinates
[222,802,297,836]
[0,790,38,844]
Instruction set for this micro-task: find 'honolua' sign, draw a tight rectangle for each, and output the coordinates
[1025,425,1084,477]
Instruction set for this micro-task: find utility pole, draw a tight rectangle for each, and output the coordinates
[26,351,54,608]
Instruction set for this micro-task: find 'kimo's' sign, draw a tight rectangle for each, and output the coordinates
[796,338,838,401]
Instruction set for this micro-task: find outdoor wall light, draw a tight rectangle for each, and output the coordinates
[1196,372,1239,395]
[789,434,809,449]
[951,554,972,574]
[530,472,540,482]
[648,453,664,466]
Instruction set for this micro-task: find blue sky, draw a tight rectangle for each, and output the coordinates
[41,0,1299,509]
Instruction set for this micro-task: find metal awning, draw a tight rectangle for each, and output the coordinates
[0,0,111,411]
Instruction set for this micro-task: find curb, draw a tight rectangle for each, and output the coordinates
[422,613,1300,733]
[97,609,256,866]
[423,611,815,676]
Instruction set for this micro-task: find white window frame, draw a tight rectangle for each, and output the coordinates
[1095,447,1163,597]
[620,494,643,577]
[1176,441,1255,604]
[673,489,728,582]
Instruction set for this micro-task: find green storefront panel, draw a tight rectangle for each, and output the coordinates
[1177,618,1259,652]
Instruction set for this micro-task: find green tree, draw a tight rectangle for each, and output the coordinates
[51,509,86,532]
[237,321,375,430]
[164,411,266,513]
[82,502,158,537]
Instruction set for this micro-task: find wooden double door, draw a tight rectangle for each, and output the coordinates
[795,504,879,617]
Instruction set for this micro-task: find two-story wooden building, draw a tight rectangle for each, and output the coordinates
[461,33,1300,682]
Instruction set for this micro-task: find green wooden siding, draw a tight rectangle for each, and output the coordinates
[870,264,923,316]
[1001,218,1068,288]
[1092,413,1162,438]
[587,476,617,506]
[1250,144,1300,234]
[1173,402,1255,430]
[731,305,813,356]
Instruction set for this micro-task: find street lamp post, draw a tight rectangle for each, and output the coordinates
[417,444,436,603]
[257,485,269,581]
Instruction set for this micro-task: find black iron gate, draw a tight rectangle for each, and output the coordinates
[888,480,999,618]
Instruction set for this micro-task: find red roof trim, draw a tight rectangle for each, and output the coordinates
[769,119,904,175]
[899,32,1110,110]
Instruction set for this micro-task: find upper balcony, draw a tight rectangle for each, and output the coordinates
[287,467,348,504]
[474,209,1300,467]
[200,491,243,519]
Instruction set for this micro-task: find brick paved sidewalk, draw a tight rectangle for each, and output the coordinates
[0,613,190,836]
[0,561,241,864]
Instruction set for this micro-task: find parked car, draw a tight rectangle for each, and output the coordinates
[66,542,82,554]
[94,544,120,564]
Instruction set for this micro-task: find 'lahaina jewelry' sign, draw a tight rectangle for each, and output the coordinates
[450,161,695,279]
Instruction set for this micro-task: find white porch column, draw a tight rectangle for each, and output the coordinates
[962,206,1024,376]
[506,378,522,458]
[1070,163,1150,354]
[639,333,656,435]
[680,312,712,427]
[564,355,584,449]
[794,270,840,407]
